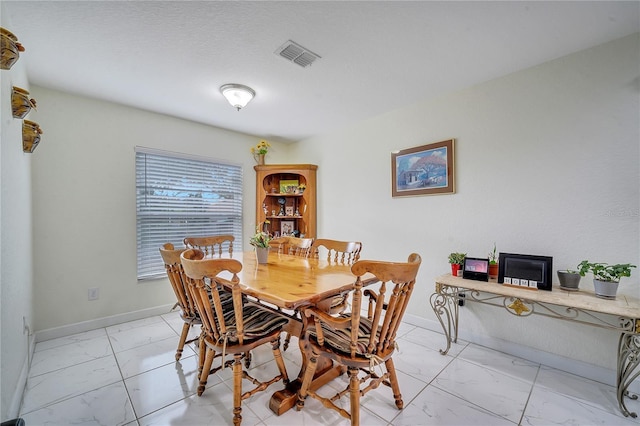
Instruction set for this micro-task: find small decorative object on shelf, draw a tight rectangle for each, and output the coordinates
[22,120,43,153]
[250,139,270,165]
[297,184,306,194]
[1,27,25,70]
[488,243,498,279]
[448,252,466,276]
[11,86,37,119]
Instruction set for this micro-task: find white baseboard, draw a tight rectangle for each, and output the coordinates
[35,304,174,343]
[6,333,35,419]
[403,312,639,394]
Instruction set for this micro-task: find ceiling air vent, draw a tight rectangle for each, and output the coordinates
[275,40,321,68]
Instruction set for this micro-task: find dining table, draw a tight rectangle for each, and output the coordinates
[212,250,378,415]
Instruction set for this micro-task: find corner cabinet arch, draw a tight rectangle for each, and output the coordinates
[255,164,317,239]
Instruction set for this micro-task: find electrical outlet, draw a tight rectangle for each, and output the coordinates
[458,293,465,307]
[88,287,100,301]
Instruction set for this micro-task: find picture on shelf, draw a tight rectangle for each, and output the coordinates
[279,179,299,193]
[285,206,294,216]
[280,220,294,236]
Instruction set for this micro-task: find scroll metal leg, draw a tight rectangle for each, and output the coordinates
[617,332,639,418]
[429,285,460,355]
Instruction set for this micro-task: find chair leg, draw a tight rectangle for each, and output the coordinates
[271,336,289,385]
[385,357,403,409]
[283,332,292,351]
[176,322,190,360]
[296,350,319,411]
[197,333,206,377]
[233,354,243,426]
[348,367,360,426]
[198,347,214,396]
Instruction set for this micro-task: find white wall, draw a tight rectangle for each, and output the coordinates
[289,34,639,371]
[28,87,289,332]
[1,4,35,420]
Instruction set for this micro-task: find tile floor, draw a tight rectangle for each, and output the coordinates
[18,311,640,425]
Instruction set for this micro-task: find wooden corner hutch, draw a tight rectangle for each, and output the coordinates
[254,164,317,239]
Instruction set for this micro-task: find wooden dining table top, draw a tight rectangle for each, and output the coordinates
[212,250,377,310]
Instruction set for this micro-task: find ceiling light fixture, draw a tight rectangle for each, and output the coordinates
[220,84,255,111]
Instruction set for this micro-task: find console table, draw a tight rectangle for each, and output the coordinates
[430,274,640,418]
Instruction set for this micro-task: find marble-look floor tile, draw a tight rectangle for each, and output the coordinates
[392,384,516,425]
[392,338,454,383]
[138,380,260,426]
[399,325,469,357]
[534,365,637,418]
[125,354,214,418]
[433,357,534,423]
[20,382,136,426]
[106,316,166,334]
[522,385,639,425]
[29,335,113,377]
[457,343,540,383]
[116,335,196,379]
[35,328,107,352]
[21,355,122,414]
[108,321,178,353]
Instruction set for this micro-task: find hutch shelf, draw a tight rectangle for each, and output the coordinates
[254,164,317,239]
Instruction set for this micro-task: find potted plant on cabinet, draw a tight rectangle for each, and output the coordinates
[557,268,582,291]
[577,260,636,299]
[448,252,466,277]
[488,243,498,279]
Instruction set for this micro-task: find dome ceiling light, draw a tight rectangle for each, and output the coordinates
[220,84,255,111]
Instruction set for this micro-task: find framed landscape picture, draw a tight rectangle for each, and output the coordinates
[391,139,455,197]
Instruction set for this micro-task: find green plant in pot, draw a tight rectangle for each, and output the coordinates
[488,243,498,279]
[577,260,636,299]
[557,268,581,291]
[448,252,466,276]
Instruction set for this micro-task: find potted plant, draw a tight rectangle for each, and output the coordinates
[250,226,272,264]
[488,243,498,279]
[448,252,466,276]
[577,260,636,299]
[557,268,581,291]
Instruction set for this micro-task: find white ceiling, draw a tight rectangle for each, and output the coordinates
[4,1,639,143]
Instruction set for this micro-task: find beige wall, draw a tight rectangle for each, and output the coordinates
[28,87,289,332]
[1,3,35,419]
[289,34,639,372]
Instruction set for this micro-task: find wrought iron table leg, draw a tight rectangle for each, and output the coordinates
[617,331,639,418]
[430,284,460,355]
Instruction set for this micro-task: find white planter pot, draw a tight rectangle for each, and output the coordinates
[593,279,619,299]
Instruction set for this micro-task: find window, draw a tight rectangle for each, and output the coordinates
[136,148,243,280]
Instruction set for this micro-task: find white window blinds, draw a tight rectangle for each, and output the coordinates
[136,148,243,280]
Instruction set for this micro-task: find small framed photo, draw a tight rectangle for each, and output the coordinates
[280,220,294,236]
[285,206,294,216]
[391,139,455,197]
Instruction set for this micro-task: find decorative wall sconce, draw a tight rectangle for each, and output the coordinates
[12,86,37,119]
[23,120,43,153]
[1,27,25,70]
[220,84,255,110]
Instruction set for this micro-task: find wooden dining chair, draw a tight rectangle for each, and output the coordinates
[296,253,422,426]
[159,243,199,361]
[270,236,313,257]
[184,234,234,257]
[310,238,363,314]
[180,248,290,426]
[311,238,362,264]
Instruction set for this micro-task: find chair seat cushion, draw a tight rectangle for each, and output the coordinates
[307,314,378,356]
[219,304,289,343]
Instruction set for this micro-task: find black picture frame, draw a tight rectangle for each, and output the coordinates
[463,257,489,282]
[498,252,553,291]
